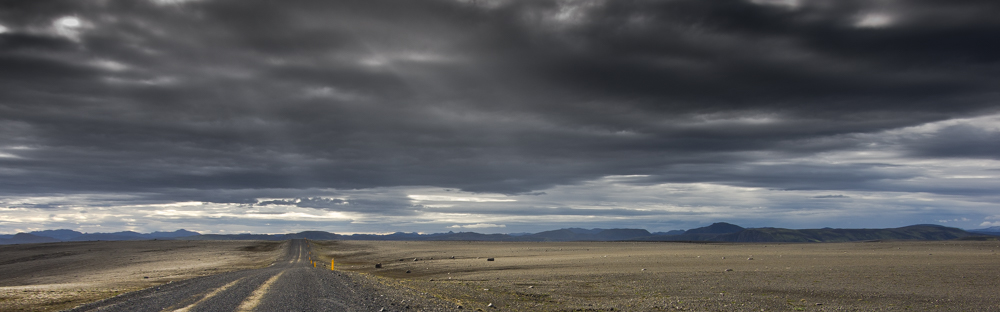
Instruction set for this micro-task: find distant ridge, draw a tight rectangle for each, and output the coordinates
[637,222,745,241]
[968,226,1000,236]
[1,224,988,244]
[0,233,60,244]
[683,222,744,235]
[0,229,201,245]
[711,225,971,243]
[177,224,979,243]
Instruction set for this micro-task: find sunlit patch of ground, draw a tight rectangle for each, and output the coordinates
[0,240,283,311]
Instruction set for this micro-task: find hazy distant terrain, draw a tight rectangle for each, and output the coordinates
[6,223,996,245]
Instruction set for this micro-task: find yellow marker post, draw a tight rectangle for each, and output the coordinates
[331,258,335,271]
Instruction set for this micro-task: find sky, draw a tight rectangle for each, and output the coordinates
[1,0,999,235]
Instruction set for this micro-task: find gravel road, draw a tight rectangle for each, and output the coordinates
[65,239,454,312]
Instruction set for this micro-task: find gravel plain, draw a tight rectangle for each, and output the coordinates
[315,240,1000,311]
[2,239,998,311]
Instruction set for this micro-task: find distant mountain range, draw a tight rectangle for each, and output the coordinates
[0,229,200,245]
[968,226,1000,235]
[2,223,998,245]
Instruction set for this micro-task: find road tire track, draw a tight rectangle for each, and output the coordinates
[64,239,455,312]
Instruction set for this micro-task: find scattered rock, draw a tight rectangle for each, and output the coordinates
[406,270,411,273]
[747,257,754,260]
[413,258,419,261]
[725,268,733,272]
[528,286,534,288]
[487,303,494,307]
[375,263,382,268]
[641,268,646,271]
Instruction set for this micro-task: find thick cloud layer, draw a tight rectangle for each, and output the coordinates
[1,0,999,233]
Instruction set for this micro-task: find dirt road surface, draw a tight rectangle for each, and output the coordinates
[64,239,452,312]
[0,240,282,311]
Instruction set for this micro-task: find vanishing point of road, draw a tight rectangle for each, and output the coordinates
[67,239,450,312]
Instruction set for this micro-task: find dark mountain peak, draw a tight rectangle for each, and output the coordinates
[29,229,83,240]
[12,233,48,239]
[970,226,1000,233]
[595,229,651,240]
[711,225,972,242]
[651,230,686,236]
[684,222,744,235]
[1,233,61,244]
[564,228,605,235]
[902,224,947,228]
[149,229,201,238]
[530,229,580,239]
[284,231,341,240]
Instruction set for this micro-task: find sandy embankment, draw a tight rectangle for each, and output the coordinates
[0,240,283,312]
[316,240,1000,311]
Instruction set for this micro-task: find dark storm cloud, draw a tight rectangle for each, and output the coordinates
[424,205,664,217]
[905,124,1000,159]
[1,0,998,205]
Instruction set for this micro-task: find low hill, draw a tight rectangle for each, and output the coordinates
[0,229,203,244]
[0,233,61,245]
[968,226,1000,236]
[713,225,970,242]
[149,229,202,238]
[30,229,84,241]
[684,222,745,235]
[516,228,652,241]
[634,222,744,241]
[2,224,979,244]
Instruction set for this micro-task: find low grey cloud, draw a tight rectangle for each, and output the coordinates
[813,195,850,199]
[2,0,999,233]
[424,206,664,217]
[256,197,422,215]
[905,124,1000,159]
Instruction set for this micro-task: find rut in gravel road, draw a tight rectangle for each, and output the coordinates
[65,239,447,312]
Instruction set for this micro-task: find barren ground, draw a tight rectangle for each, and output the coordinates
[2,240,998,311]
[314,240,1000,311]
[0,240,283,311]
